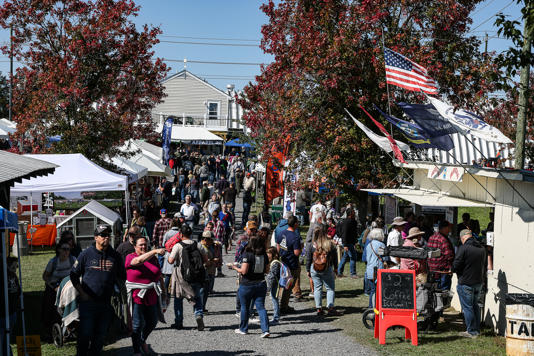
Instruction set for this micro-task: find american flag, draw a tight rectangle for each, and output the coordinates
[384,47,438,95]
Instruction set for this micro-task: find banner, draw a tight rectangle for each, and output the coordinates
[427,96,513,144]
[397,102,457,137]
[161,117,174,164]
[427,165,465,182]
[265,139,289,204]
[374,105,454,151]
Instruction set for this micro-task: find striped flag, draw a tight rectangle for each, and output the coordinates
[384,47,438,95]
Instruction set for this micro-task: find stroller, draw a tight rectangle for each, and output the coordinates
[52,276,79,347]
[362,246,453,332]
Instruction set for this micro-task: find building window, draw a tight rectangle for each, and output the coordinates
[207,101,219,120]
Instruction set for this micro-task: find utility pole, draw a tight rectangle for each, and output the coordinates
[514,3,533,170]
[8,25,12,122]
[484,32,488,54]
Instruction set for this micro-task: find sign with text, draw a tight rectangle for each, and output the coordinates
[17,335,42,356]
[428,166,464,182]
[374,269,418,346]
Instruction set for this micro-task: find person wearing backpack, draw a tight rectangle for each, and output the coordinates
[168,225,208,331]
[266,247,282,325]
[306,227,340,316]
[161,216,182,291]
[230,235,271,338]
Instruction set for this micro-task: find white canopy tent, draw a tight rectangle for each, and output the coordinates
[120,139,172,177]
[11,153,127,193]
[107,156,148,183]
[0,119,16,139]
[11,153,131,227]
[156,124,224,145]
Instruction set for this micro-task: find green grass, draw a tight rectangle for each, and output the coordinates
[298,262,505,356]
[457,207,492,232]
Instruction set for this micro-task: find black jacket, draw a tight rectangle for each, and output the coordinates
[452,238,486,286]
[339,218,359,246]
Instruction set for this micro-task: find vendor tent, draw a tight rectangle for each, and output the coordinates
[0,119,16,139]
[120,139,172,177]
[156,124,224,145]
[11,153,127,193]
[225,138,252,148]
[108,156,148,183]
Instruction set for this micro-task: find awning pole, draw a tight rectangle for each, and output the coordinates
[15,225,28,356]
[2,209,10,356]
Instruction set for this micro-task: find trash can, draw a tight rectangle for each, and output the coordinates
[505,293,534,356]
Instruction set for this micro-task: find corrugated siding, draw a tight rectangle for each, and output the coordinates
[154,73,229,117]
[424,133,514,168]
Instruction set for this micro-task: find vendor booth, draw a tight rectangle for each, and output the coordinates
[10,153,130,232]
[107,156,148,183]
[56,200,122,248]
[120,139,172,177]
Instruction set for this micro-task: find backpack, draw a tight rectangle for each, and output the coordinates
[274,260,294,290]
[235,240,249,263]
[164,231,182,253]
[179,241,206,283]
[312,248,328,272]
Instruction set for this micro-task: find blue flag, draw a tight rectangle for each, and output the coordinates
[397,102,457,138]
[374,106,454,151]
[161,117,174,164]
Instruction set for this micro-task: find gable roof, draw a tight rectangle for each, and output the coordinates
[162,70,231,99]
[57,200,121,229]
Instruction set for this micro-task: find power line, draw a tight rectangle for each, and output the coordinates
[160,35,260,43]
[471,0,498,17]
[159,40,259,47]
[469,0,516,32]
[162,58,264,66]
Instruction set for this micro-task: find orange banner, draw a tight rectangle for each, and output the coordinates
[265,139,289,204]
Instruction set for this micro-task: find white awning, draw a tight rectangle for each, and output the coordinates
[108,156,148,183]
[157,125,223,145]
[362,188,493,208]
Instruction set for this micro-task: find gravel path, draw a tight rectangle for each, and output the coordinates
[105,195,377,355]
[106,252,377,356]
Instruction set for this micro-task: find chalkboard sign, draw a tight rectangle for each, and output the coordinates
[380,271,415,310]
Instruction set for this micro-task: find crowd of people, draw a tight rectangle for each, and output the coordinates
[32,171,493,355]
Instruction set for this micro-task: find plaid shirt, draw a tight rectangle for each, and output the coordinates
[153,217,172,247]
[427,231,455,272]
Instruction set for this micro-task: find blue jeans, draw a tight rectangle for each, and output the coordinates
[238,281,269,333]
[296,206,306,225]
[269,284,280,322]
[311,266,335,309]
[174,282,204,325]
[77,300,113,356]
[368,279,376,309]
[203,275,215,309]
[0,312,16,356]
[338,244,357,276]
[436,273,452,291]
[131,303,158,353]
[242,201,251,226]
[457,283,482,335]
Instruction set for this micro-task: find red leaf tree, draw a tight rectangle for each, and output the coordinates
[0,0,168,161]
[239,0,501,196]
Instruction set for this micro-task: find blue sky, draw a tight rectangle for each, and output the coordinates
[0,0,525,92]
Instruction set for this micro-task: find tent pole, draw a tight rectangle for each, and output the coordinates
[2,209,10,356]
[15,226,28,356]
[29,194,33,253]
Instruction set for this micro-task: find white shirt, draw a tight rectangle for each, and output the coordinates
[309,203,326,223]
[386,229,402,247]
[180,203,196,221]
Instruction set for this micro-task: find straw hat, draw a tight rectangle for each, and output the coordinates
[406,227,425,239]
[391,216,407,226]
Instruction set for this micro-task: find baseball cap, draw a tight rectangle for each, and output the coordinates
[246,220,258,230]
[438,220,451,229]
[459,229,472,238]
[174,212,184,219]
[94,224,111,236]
[160,208,167,215]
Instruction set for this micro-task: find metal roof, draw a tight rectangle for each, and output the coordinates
[362,188,493,208]
[56,200,121,229]
[0,151,58,187]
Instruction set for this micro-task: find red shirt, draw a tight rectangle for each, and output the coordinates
[427,231,455,273]
[125,254,161,306]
